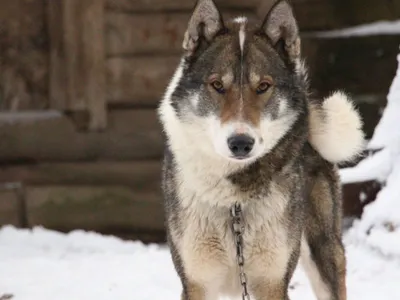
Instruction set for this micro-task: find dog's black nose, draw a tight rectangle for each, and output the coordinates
[227,134,255,158]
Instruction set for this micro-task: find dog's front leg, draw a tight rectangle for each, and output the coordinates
[251,281,290,300]
[181,280,218,300]
[181,281,205,300]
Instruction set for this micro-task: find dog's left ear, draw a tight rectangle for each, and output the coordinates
[261,0,300,63]
[183,0,224,54]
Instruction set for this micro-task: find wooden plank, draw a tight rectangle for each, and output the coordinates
[0,161,162,191]
[342,180,381,218]
[22,181,380,233]
[303,35,400,98]
[0,189,21,227]
[106,11,256,56]
[258,0,400,31]
[106,12,191,56]
[109,0,400,31]
[0,0,48,111]
[106,0,259,12]
[117,231,166,243]
[106,35,398,106]
[25,186,164,232]
[0,110,163,162]
[107,56,179,105]
[354,97,387,140]
[47,0,107,130]
[47,0,67,110]
[83,0,107,130]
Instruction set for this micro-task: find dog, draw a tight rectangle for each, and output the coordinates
[158,0,364,299]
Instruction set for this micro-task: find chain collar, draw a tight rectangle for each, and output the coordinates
[231,203,251,300]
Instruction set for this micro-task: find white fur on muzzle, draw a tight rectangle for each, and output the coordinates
[309,91,365,163]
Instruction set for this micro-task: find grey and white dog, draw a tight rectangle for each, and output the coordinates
[158,0,364,299]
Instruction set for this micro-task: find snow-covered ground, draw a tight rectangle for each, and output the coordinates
[0,225,400,300]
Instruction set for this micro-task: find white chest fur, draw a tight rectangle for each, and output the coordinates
[176,169,291,296]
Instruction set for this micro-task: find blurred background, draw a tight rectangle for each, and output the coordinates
[0,0,399,243]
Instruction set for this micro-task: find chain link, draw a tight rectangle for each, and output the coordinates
[231,203,251,300]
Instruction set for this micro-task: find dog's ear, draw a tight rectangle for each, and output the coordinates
[261,0,300,63]
[183,0,224,53]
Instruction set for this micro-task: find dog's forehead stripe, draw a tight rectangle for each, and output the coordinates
[233,16,248,116]
[234,16,247,54]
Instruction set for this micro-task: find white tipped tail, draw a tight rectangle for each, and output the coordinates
[309,91,365,163]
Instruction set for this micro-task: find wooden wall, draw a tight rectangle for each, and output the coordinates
[0,0,48,110]
[1,0,399,241]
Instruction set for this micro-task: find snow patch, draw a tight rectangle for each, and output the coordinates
[359,192,367,203]
[0,111,62,124]
[1,226,400,299]
[340,147,393,184]
[339,46,400,256]
[307,20,400,38]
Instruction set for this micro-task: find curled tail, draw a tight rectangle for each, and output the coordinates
[308,91,365,164]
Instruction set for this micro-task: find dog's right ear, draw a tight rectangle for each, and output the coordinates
[261,0,300,64]
[183,0,224,54]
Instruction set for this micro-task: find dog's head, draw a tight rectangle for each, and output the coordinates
[159,0,307,165]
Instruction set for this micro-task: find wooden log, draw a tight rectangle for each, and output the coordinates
[303,35,400,98]
[106,56,179,105]
[47,0,107,130]
[354,97,387,140]
[0,161,162,191]
[47,0,67,111]
[0,188,21,227]
[106,35,398,106]
[105,12,187,56]
[259,0,400,31]
[106,11,255,56]
[106,0,259,12]
[109,0,400,31]
[0,0,48,111]
[117,231,166,243]
[22,180,379,235]
[25,186,164,232]
[342,180,381,218]
[0,109,163,162]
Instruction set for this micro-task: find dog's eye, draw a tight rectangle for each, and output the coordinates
[256,82,271,94]
[211,81,225,94]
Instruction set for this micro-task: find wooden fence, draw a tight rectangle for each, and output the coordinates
[1,0,399,241]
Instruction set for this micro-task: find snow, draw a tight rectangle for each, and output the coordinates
[338,46,400,261]
[0,226,179,300]
[340,49,400,184]
[0,182,22,191]
[307,20,400,38]
[369,48,400,149]
[0,111,62,124]
[359,192,367,203]
[1,225,400,300]
[346,150,400,257]
[339,147,393,184]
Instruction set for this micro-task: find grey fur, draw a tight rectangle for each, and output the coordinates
[158,1,347,299]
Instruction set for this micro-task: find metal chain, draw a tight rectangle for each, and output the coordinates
[231,203,251,300]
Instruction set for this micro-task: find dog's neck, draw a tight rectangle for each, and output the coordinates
[228,115,309,189]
